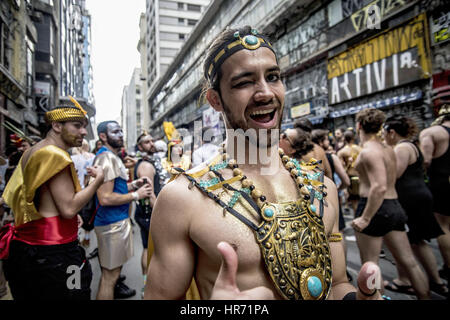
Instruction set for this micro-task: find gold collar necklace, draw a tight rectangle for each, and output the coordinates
[178,147,333,300]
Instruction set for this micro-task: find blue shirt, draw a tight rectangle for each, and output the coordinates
[94,146,130,227]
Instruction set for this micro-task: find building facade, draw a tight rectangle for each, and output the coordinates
[0,0,96,153]
[122,68,144,153]
[146,0,449,140]
[58,0,95,138]
[138,13,150,132]
[144,0,211,113]
[1,0,38,152]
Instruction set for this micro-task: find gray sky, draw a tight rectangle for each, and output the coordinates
[86,0,145,125]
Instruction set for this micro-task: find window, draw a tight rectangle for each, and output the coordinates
[187,19,197,26]
[187,4,201,12]
[178,18,185,25]
[178,2,184,10]
[26,35,34,96]
[179,33,185,40]
[160,32,179,41]
[160,48,179,57]
[0,20,9,69]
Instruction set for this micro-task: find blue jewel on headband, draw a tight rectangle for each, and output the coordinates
[244,35,258,46]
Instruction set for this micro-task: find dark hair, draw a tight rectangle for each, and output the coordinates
[93,139,103,153]
[311,129,329,145]
[356,108,386,134]
[200,25,272,103]
[384,115,418,139]
[136,132,153,146]
[290,127,314,158]
[343,130,355,143]
[293,118,313,133]
[97,121,118,135]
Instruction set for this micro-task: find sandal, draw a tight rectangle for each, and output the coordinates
[429,281,448,296]
[384,279,415,295]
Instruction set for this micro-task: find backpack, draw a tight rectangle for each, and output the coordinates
[79,196,99,231]
[78,155,99,231]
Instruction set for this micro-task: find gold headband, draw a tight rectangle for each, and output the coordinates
[45,96,88,123]
[205,29,275,83]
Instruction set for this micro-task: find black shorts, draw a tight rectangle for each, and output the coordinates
[355,198,408,237]
[134,204,151,249]
[3,240,92,300]
[429,178,450,216]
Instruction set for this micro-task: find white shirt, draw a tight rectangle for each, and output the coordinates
[192,143,219,167]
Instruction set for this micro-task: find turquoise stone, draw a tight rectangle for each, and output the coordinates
[310,204,317,213]
[307,276,322,298]
[264,208,274,218]
[245,35,258,45]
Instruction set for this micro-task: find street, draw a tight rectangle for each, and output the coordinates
[82,209,447,300]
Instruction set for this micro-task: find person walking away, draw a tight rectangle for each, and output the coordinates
[351,108,430,300]
[419,104,450,284]
[384,116,447,297]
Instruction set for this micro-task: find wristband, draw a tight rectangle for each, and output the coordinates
[132,191,139,201]
[358,284,378,297]
[342,292,356,300]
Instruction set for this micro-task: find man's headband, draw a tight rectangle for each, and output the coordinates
[205,29,276,84]
[45,96,88,123]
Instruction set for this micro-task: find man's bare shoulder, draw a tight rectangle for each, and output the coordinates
[420,125,448,140]
[155,171,209,215]
[337,146,349,157]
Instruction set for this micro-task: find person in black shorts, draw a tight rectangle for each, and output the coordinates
[420,104,450,284]
[384,115,447,296]
[134,133,161,297]
[351,108,430,300]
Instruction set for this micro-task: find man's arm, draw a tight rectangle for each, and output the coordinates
[353,151,386,225]
[337,148,348,170]
[331,153,350,190]
[136,161,157,207]
[144,179,196,299]
[326,177,382,300]
[48,165,104,219]
[419,129,435,168]
[96,179,151,207]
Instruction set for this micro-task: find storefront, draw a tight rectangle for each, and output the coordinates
[327,13,433,129]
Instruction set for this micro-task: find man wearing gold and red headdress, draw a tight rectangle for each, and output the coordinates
[0,97,105,300]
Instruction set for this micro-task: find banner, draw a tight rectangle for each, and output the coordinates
[327,13,431,105]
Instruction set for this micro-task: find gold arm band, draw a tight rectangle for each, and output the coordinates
[328,233,343,242]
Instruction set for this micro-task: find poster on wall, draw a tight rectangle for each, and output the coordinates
[327,13,432,105]
[202,107,222,137]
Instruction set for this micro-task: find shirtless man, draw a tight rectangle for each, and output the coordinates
[351,108,429,299]
[337,130,362,214]
[294,118,333,179]
[419,104,450,281]
[0,98,104,300]
[145,26,381,301]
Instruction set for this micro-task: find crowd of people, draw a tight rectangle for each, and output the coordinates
[0,25,449,302]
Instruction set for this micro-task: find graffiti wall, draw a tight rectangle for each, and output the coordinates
[327,13,432,105]
[274,9,328,70]
[284,62,328,121]
[430,10,450,45]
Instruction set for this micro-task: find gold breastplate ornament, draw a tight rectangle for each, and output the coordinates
[257,200,332,300]
[181,148,332,300]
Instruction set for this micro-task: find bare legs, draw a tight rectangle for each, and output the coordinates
[96,266,121,300]
[355,230,430,299]
[434,213,450,271]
